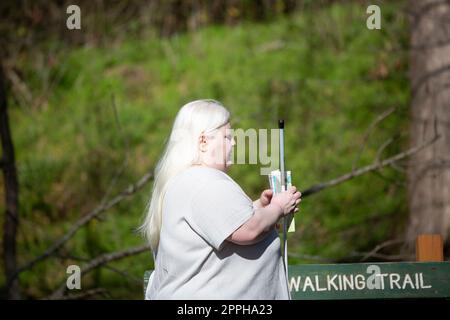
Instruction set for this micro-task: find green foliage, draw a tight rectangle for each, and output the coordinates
[3,1,409,298]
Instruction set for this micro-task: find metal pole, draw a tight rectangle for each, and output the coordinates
[278,119,288,277]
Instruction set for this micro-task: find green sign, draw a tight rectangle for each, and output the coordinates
[288,262,450,300]
[144,261,450,299]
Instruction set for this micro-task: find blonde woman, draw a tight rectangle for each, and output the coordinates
[141,99,301,299]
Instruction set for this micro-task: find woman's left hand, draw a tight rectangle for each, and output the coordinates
[259,189,273,207]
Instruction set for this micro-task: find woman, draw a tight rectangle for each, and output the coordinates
[141,99,302,299]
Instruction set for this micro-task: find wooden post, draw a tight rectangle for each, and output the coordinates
[416,234,444,262]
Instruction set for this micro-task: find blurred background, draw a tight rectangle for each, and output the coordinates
[0,0,449,299]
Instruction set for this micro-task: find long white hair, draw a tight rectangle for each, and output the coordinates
[140,99,230,252]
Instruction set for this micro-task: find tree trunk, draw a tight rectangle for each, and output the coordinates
[407,0,450,246]
[0,64,21,299]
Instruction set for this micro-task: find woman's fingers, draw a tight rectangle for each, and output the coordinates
[272,186,302,215]
[293,195,302,213]
[288,187,301,197]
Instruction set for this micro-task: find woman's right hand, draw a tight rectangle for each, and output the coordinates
[229,186,301,245]
[270,186,302,216]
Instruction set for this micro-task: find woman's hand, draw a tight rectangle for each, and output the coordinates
[271,186,302,216]
[259,189,273,207]
[253,189,273,209]
[229,186,301,245]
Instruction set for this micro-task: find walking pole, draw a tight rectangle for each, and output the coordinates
[278,119,288,277]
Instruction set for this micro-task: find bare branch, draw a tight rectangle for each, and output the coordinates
[3,66,33,108]
[301,132,441,197]
[359,238,405,262]
[352,107,396,171]
[55,253,142,284]
[389,160,407,173]
[57,288,109,300]
[11,170,154,283]
[97,94,131,212]
[287,243,415,263]
[81,244,150,275]
[371,134,407,187]
[412,64,450,98]
[47,244,151,299]
[375,134,400,165]
[350,251,415,262]
[371,170,407,188]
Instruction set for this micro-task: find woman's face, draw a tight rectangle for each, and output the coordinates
[198,122,236,172]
